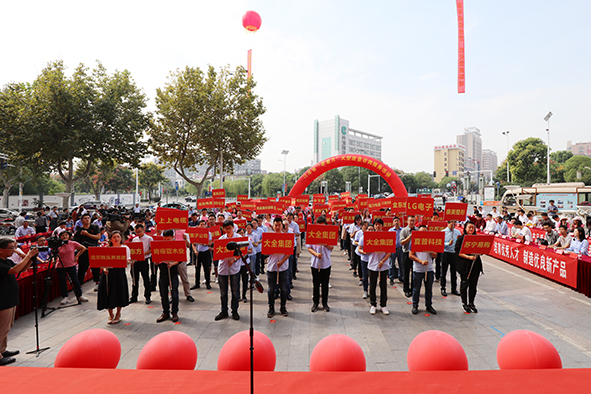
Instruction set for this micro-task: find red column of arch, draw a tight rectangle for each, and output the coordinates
[288,154,408,197]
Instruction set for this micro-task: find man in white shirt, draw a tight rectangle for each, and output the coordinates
[215,219,242,321]
[307,215,333,312]
[265,217,290,318]
[514,220,533,242]
[129,224,153,305]
[15,221,35,241]
[490,207,501,218]
[484,214,497,233]
[286,213,301,281]
[409,225,438,316]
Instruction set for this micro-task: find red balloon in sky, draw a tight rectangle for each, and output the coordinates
[242,10,262,32]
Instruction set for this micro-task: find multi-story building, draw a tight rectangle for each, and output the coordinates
[456,127,482,177]
[481,149,498,181]
[313,116,382,163]
[433,144,466,183]
[567,140,591,157]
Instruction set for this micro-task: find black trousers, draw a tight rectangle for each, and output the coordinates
[311,266,331,306]
[402,252,413,294]
[267,270,288,310]
[57,266,82,298]
[158,264,179,315]
[77,249,100,285]
[460,266,480,305]
[240,265,249,298]
[435,253,442,280]
[150,260,158,291]
[352,252,361,277]
[369,269,388,307]
[196,250,212,286]
[441,252,458,292]
[130,259,151,300]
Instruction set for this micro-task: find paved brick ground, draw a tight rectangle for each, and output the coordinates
[7,247,591,370]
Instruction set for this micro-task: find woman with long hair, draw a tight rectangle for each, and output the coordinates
[455,221,483,314]
[97,230,130,324]
[566,227,589,256]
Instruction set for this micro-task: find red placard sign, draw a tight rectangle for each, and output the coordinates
[382,217,394,230]
[367,199,383,211]
[256,202,283,214]
[234,219,247,229]
[427,221,448,232]
[237,194,248,201]
[213,198,225,209]
[411,231,445,253]
[364,231,398,253]
[406,197,435,216]
[185,227,210,244]
[356,197,370,210]
[208,226,222,241]
[292,195,309,207]
[89,247,128,268]
[150,235,164,241]
[459,235,495,255]
[241,201,255,211]
[328,195,339,201]
[313,204,329,216]
[197,198,214,209]
[151,240,187,263]
[444,202,468,221]
[341,211,360,224]
[390,197,407,214]
[261,232,295,255]
[128,242,145,261]
[155,209,189,230]
[313,194,325,204]
[357,194,368,198]
[371,210,386,221]
[341,191,351,199]
[305,224,339,245]
[329,201,347,211]
[296,219,306,232]
[213,237,248,260]
[212,188,226,198]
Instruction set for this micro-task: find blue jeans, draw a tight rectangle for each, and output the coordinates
[218,273,240,314]
[412,271,434,308]
[267,270,289,310]
[389,248,403,280]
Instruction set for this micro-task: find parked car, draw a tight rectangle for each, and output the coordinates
[0,208,19,220]
[185,196,197,203]
[162,203,190,210]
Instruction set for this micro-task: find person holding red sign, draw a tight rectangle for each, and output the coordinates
[359,219,391,315]
[191,220,212,290]
[156,230,181,323]
[266,217,291,318]
[97,231,131,325]
[354,222,370,299]
[215,220,242,321]
[455,222,484,314]
[307,215,333,313]
[441,221,462,297]
[129,224,153,305]
[400,215,418,298]
[409,225,438,316]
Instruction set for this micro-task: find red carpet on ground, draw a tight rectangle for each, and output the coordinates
[2,367,590,394]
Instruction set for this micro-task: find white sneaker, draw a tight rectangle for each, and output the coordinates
[381,307,390,315]
[202,279,207,284]
[358,280,363,286]
[215,277,219,284]
[370,305,376,315]
[60,297,70,305]
[93,283,99,292]
[362,291,368,299]
[78,296,89,303]
[328,283,332,288]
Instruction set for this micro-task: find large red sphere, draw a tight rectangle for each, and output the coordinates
[242,10,262,32]
[217,330,276,371]
[497,330,562,370]
[407,330,468,371]
[310,334,366,372]
[137,331,197,370]
[54,329,121,369]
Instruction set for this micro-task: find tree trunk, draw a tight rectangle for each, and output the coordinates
[2,187,9,208]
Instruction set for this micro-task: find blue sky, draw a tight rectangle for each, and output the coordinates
[2,1,590,175]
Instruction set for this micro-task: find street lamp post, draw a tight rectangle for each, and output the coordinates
[544,112,553,184]
[502,131,510,183]
[281,150,289,196]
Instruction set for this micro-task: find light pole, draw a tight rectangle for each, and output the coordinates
[544,111,553,184]
[281,150,289,196]
[502,131,510,183]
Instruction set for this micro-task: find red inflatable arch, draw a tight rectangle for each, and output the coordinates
[288,154,408,197]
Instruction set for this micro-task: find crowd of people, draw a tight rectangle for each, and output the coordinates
[1,199,590,367]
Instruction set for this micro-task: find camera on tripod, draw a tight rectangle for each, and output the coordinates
[46,237,68,250]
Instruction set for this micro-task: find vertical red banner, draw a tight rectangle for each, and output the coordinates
[457,0,465,94]
[247,49,252,79]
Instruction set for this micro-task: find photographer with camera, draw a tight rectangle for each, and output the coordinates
[73,213,101,292]
[55,232,89,305]
[0,239,39,366]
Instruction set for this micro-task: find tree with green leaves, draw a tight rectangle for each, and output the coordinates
[139,162,167,201]
[563,155,591,184]
[19,60,149,207]
[104,166,135,193]
[506,137,547,186]
[149,65,266,198]
[550,150,573,183]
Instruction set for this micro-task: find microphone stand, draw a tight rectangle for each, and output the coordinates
[26,260,50,357]
[233,247,263,394]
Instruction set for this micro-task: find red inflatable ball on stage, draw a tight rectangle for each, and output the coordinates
[242,10,262,32]
[217,330,276,371]
[136,331,197,370]
[288,154,408,197]
[496,330,562,370]
[309,334,366,372]
[54,329,121,369]
[407,330,468,371]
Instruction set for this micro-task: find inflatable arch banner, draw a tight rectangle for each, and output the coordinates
[288,154,408,197]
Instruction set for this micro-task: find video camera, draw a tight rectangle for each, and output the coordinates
[46,236,68,250]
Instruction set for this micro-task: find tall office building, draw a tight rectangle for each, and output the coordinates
[567,140,591,157]
[313,116,382,163]
[433,144,466,183]
[481,149,498,181]
[456,127,482,177]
